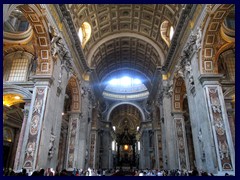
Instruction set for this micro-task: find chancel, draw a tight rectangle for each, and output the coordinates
[3,4,235,176]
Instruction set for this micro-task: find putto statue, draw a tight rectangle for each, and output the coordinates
[49,25,62,59]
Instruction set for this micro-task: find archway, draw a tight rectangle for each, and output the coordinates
[57,76,81,171]
[107,104,143,169]
[3,85,32,172]
[4,4,53,75]
[217,49,235,148]
[107,102,145,122]
[172,76,195,170]
[200,4,234,74]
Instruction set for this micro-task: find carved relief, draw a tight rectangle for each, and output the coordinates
[23,87,46,170]
[89,134,96,168]
[26,142,36,158]
[175,119,187,169]
[179,151,186,169]
[30,115,39,135]
[68,154,74,168]
[48,132,56,159]
[162,82,173,98]
[49,24,73,75]
[175,64,184,78]
[185,61,194,87]
[208,87,233,170]
[219,140,229,160]
[178,137,184,150]
[67,119,77,169]
[215,119,225,136]
[23,160,33,169]
[33,98,42,114]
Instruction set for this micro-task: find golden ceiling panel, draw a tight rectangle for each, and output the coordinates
[3,94,24,107]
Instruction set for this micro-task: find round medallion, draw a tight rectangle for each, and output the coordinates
[30,115,39,135]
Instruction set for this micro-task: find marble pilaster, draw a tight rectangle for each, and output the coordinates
[172,112,190,170]
[13,101,31,171]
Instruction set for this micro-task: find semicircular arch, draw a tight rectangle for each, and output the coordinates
[3,84,32,100]
[87,32,166,67]
[172,76,186,112]
[200,4,234,74]
[107,102,145,122]
[5,4,53,75]
[66,76,81,112]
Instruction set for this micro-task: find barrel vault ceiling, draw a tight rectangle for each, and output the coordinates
[66,4,184,85]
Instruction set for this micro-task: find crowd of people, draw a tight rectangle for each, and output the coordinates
[3,167,234,176]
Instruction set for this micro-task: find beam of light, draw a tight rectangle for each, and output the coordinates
[120,76,131,86]
[109,78,118,85]
[133,78,141,84]
[108,76,142,86]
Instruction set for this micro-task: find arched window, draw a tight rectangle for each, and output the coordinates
[160,20,174,47]
[221,10,235,42]
[224,11,235,30]
[78,22,91,48]
[3,51,33,82]
[170,26,174,40]
[4,8,30,33]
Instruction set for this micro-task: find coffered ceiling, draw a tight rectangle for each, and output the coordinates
[66,4,184,84]
[110,104,141,134]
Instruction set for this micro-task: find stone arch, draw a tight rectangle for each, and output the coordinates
[200,4,234,74]
[5,4,53,75]
[172,76,186,112]
[65,76,81,112]
[106,102,145,122]
[3,84,32,100]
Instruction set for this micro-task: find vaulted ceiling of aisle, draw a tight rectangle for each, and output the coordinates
[110,104,141,134]
[66,4,184,84]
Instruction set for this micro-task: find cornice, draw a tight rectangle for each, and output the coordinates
[56,4,90,73]
[162,4,196,73]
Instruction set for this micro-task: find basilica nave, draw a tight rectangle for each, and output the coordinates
[3,4,235,175]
